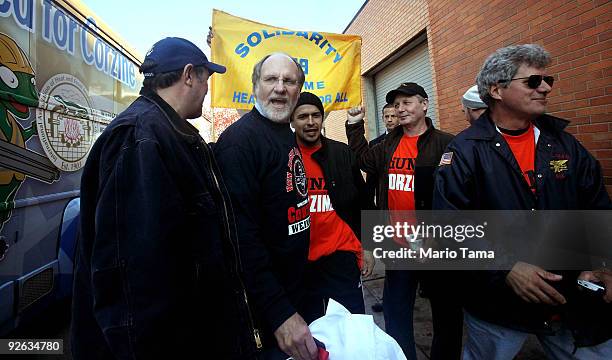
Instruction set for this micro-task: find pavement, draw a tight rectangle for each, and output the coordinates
[362,260,548,359]
[9,259,549,360]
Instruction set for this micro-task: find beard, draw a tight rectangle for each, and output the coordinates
[256,98,296,124]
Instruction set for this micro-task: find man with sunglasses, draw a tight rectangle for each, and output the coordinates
[434,44,611,358]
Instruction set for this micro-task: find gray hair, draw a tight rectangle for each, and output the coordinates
[476,44,551,106]
[251,52,305,91]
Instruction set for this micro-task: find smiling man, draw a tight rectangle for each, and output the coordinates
[290,92,373,325]
[433,44,612,358]
[345,83,462,360]
[214,53,319,360]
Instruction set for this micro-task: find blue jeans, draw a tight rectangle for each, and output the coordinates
[463,310,612,360]
[383,270,419,359]
[383,270,462,360]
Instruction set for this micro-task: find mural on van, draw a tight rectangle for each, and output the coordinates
[0,33,39,230]
[0,33,59,232]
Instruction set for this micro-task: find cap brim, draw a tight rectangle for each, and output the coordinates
[205,61,226,74]
[386,89,424,104]
[387,89,411,104]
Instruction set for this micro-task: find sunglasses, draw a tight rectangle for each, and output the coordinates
[504,74,554,89]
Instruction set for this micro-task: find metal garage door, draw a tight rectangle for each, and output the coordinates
[373,41,436,134]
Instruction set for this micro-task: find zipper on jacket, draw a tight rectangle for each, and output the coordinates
[245,290,263,349]
[202,141,262,350]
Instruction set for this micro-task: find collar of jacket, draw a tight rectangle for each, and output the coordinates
[139,87,201,145]
[465,110,569,141]
[384,116,435,150]
[310,135,330,160]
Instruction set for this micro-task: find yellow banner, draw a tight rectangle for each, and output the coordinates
[211,9,361,112]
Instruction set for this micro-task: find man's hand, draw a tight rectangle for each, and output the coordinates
[579,269,612,303]
[274,313,318,360]
[362,250,375,277]
[505,261,566,305]
[347,106,365,124]
[206,26,213,47]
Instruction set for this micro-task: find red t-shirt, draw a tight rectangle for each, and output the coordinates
[501,125,536,192]
[387,135,419,247]
[299,144,363,265]
[387,134,419,211]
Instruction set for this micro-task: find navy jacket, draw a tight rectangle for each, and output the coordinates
[72,91,258,359]
[433,112,611,344]
[214,108,310,348]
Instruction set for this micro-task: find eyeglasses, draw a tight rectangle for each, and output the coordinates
[503,75,554,89]
[261,76,299,87]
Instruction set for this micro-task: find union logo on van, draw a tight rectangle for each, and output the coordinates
[36,74,104,172]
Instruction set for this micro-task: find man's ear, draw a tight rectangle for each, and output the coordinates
[182,64,194,86]
[422,98,429,113]
[489,83,502,101]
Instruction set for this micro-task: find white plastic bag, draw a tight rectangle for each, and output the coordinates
[309,299,407,360]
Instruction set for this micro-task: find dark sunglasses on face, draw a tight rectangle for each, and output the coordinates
[506,75,555,89]
[504,74,555,89]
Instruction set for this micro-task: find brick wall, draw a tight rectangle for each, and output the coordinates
[428,0,611,190]
[326,0,611,192]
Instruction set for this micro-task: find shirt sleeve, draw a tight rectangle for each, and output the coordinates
[346,120,384,176]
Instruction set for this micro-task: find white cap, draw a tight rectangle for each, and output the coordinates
[461,85,487,109]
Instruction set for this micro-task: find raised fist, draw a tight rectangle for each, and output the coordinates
[347,106,365,124]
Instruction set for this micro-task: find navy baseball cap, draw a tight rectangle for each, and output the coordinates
[386,82,428,104]
[140,37,226,78]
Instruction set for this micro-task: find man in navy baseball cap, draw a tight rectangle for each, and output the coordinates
[73,36,258,359]
[140,37,226,77]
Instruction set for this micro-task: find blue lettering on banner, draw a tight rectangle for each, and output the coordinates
[247,32,262,47]
[232,91,256,104]
[303,81,325,90]
[234,29,345,64]
[320,95,332,104]
[297,58,308,75]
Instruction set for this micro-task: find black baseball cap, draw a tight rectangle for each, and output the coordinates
[295,92,325,118]
[140,37,226,78]
[386,82,428,104]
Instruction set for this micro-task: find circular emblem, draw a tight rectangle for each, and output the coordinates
[293,156,307,198]
[36,74,102,172]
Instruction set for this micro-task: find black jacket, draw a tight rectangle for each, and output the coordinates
[365,132,386,209]
[310,136,371,240]
[72,90,258,359]
[346,117,454,211]
[214,108,310,347]
[433,112,612,345]
[369,132,386,147]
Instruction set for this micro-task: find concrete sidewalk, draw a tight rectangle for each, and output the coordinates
[362,262,547,359]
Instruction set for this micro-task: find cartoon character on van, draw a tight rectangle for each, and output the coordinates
[0,33,40,230]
